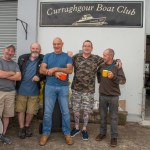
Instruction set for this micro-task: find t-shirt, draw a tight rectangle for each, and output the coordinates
[43,52,72,86]
[17,59,39,96]
[0,58,20,91]
[71,53,104,93]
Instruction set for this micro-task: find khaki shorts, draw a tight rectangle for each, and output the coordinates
[15,94,39,115]
[0,91,16,118]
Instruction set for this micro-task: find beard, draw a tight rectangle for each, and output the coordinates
[31,52,39,58]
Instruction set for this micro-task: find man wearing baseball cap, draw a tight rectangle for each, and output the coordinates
[0,44,21,144]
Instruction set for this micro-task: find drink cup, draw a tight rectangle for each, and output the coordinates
[102,70,108,77]
[59,73,67,81]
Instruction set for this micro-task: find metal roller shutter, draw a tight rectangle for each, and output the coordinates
[0,0,18,59]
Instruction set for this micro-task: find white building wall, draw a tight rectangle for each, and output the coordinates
[38,0,145,120]
[146,0,150,34]
[17,0,147,121]
[17,0,38,58]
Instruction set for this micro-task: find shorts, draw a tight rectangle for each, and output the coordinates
[71,90,94,113]
[15,94,39,115]
[0,91,16,118]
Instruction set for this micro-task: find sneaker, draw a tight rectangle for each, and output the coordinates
[81,130,88,141]
[70,128,80,137]
[25,126,32,137]
[65,134,74,145]
[0,134,12,144]
[18,128,26,139]
[111,138,117,147]
[95,134,106,141]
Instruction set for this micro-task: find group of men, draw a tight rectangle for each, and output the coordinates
[0,43,43,144]
[0,37,126,147]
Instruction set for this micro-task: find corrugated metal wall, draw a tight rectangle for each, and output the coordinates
[0,0,17,59]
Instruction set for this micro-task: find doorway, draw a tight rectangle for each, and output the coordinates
[144,35,150,120]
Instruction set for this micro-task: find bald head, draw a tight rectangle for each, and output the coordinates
[53,37,64,54]
[53,37,63,43]
[103,48,115,64]
[104,48,114,58]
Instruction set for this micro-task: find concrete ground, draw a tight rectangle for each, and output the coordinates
[1,119,150,150]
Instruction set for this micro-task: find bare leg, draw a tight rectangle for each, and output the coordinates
[2,117,9,134]
[25,113,34,127]
[18,112,25,128]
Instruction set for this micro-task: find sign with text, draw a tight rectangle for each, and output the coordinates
[40,1,143,27]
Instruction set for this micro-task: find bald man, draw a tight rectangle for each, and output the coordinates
[95,48,126,147]
[16,43,44,139]
[39,37,73,146]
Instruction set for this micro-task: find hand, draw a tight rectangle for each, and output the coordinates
[54,72,62,79]
[47,68,58,76]
[32,75,40,82]
[116,59,122,69]
[108,71,114,79]
[67,51,74,57]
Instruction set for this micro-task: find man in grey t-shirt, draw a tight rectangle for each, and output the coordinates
[0,45,21,144]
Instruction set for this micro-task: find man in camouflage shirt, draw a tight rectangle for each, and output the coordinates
[70,40,104,140]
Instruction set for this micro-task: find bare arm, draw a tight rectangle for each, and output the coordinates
[56,64,73,74]
[39,63,56,76]
[7,72,21,81]
[39,63,49,75]
[40,62,73,76]
[0,70,15,78]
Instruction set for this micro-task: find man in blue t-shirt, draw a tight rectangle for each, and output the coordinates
[39,37,73,146]
[16,43,44,139]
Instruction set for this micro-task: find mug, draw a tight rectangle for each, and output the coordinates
[59,73,67,81]
[102,70,108,77]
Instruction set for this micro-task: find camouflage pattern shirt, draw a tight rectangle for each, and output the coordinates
[71,53,103,93]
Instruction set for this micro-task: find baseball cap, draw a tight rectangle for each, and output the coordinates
[5,44,16,51]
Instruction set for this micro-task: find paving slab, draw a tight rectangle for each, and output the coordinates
[0,119,150,150]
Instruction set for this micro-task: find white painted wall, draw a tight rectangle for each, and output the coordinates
[17,0,38,58]
[16,0,146,121]
[146,0,150,34]
[38,0,145,120]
